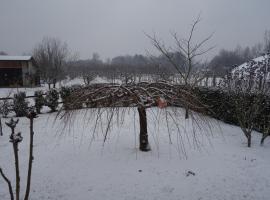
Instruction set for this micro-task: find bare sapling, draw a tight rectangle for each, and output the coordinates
[147,15,214,119]
[6,118,22,200]
[24,110,38,200]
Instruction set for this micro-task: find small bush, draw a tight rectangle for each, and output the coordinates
[60,87,71,109]
[45,89,59,112]
[0,100,12,117]
[60,86,83,110]
[34,91,45,114]
[13,92,28,117]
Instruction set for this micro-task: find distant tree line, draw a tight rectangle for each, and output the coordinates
[64,52,186,83]
[1,30,269,87]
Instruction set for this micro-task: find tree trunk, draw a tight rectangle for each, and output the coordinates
[247,135,251,147]
[0,118,3,136]
[13,142,20,200]
[260,134,268,145]
[24,117,34,200]
[185,106,189,119]
[138,107,151,152]
[212,75,216,87]
[53,79,56,88]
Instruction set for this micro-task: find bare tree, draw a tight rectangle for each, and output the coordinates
[24,110,38,200]
[120,72,135,84]
[260,114,270,145]
[33,37,69,89]
[6,118,22,200]
[147,15,214,118]
[82,74,95,85]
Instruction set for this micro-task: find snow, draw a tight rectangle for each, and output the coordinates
[0,56,32,61]
[234,56,266,72]
[232,54,270,75]
[0,107,270,200]
[0,76,116,99]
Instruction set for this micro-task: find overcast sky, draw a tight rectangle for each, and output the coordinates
[0,0,269,60]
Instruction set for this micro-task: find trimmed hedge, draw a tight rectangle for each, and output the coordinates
[193,87,270,132]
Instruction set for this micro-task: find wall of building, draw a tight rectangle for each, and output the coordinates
[22,60,38,86]
[0,59,38,87]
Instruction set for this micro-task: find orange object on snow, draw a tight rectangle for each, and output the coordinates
[157,97,167,108]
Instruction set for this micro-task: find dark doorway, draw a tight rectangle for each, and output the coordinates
[0,68,23,87]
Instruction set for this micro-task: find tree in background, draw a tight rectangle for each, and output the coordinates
[33,37,69,89]
[147,15,214,118]
[209,29,270,77]
[209,49,246,77]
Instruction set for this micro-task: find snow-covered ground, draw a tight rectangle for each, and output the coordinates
[0,107,270,200]
[0,77,85,98]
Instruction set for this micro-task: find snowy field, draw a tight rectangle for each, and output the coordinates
[0,106,270,200]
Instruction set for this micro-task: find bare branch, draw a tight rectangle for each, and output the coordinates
[0,167,14,200]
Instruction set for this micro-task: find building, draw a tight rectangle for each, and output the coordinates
[0,55,39,87]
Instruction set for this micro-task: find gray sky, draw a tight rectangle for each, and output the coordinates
[0,0,270,60]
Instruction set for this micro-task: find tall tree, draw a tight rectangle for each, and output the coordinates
[33,37,69,88]
[147,15,214,118]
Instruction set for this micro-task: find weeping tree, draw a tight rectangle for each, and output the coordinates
[58,82,210,152]
[147,15,214,119]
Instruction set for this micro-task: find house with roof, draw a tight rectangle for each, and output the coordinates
[0,55,39,87]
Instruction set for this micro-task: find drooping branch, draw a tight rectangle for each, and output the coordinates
[57,82,211,153]
[58,82,207,113]
[0,167,14,200]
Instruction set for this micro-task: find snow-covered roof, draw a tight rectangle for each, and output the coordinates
[0,55,32,61]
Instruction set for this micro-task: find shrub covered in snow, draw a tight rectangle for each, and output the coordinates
[45,89,59,112]
[60,85,84,110]
[0,99,12,118]
[60,86,72,110]
[34,90,45,114]
[13,92,29,117]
